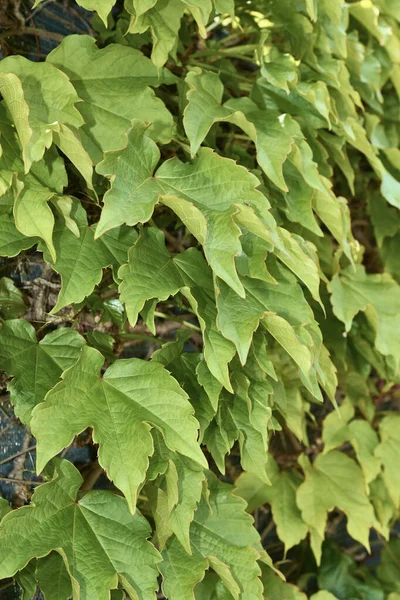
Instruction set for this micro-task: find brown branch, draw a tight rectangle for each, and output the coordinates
[8,430,32,507]
[0,26,64,42]
[0,445,36,466]
[80,461,104,493]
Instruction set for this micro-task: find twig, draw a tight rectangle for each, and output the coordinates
[163,229,186,253]
[80,461,104,492]
[8,430,32,507]
[32,278,60,291]
[24,0,55,23]
[0,475,41,485]
[0,26,64,42]
[0,422,15,439]
[155,311,201,332]
[0,445,36,466]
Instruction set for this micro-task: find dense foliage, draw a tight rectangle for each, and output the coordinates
[0,0,399,598]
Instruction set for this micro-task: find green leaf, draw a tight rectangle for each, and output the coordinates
[0,498,11,520]
[155,148,274,296]
[261,565,307,600]
[42,203,137,313]
[15,561,37,600]
[98,119,279,298]
[0,213,37,256]
[119,227,183,326]
[378,538,400,593]
[318,542,385,600]
[330,264,400,359]
[96,121,161,236]
[183,69,295,190]
[160,472,264,600]
[53,123,94,190]
[127,0,185,67]
[0,277,25,319]
[75,0,116,25]
[152,332,221,435]
[175,249,236,391]
[205,371,271,482]
[13,176,57,261]
[375,415,400,508]
[0,320,86,424]
[215,259,319,365]
[0,59,83,172]
[47,35,175,162]
[0,458,161,600]
[235,455,308,551]
[310,593,340,600]
[147,441,204,553]
[322,398,381,484]
[36,552,72,600]
[183,68,235,157]
[31,345,207,513]
[297,451,381,564]
[262,312,312,382]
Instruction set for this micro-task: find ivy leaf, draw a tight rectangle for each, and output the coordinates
[152,332,221,435]
[156,148,274,296]
[160,472,264,600]
[223,98,295,191]
[0,59,83,172]
[377,538,400,593]
[215,259,319,365]
[183,68,234,157]
[310,593,339,600]
[119,227,183,327]
[0,277,25,319]
[0,320,86,424]
[330,264,400,358]
[36,552,72,600]
[119,234,236,391]
[0,213,37,256]
[31,346,207,513]
[318,542,385,600]
[296,451,382,564]
[47,35,175,162]
[53,123,94,190]
[0,499,11,520]
[0,113,72,262]
[183,69,295,190]
[147,437,204,553]
[96,121,161,237]
[235,455,308,552]
[322,398,381,484]
[274,227,321,304]
[261,565,307,600]
[14,176,57,261]
[15,561,37,600]
[204,371,271,482]
[175,249,236,391]
[127,0,186,67]
[97,121,279,298]
[75,0,116,25]
[0,458,161,600]
[375,415,400,509]
[41,203,137,313]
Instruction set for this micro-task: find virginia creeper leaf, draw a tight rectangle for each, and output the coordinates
[0,459,161,600]
[0,320,86,424]
[31,345,207,513]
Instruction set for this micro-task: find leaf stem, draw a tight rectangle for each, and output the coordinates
[154,311,201,332]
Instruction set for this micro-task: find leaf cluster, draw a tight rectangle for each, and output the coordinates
[0,0,400,598]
